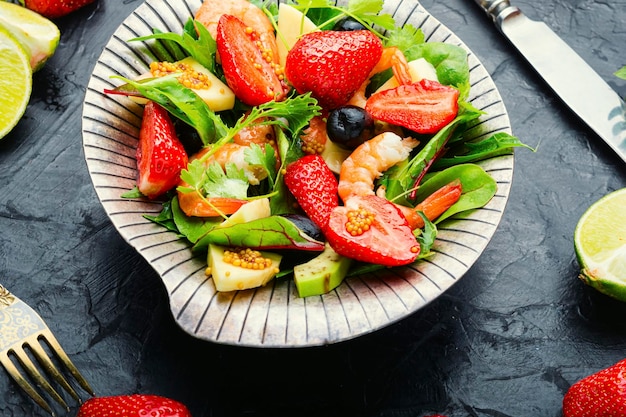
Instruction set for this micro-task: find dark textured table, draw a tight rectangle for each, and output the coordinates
[1,0,625,416]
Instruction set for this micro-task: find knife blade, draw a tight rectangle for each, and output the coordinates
[472,0,626,163]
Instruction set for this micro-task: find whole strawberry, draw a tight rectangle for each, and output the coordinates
[283,154,338,230]
[136,101,188,199]
[285,30,382,110]
[77,394,191,417]
[24,0,96,19]
[563,358,626,417]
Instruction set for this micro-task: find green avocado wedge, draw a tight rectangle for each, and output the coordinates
[294,244,352,298]
[0,2,60,71]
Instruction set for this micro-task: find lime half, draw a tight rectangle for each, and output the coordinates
[0,26,32,140]
[574,188,626,301]
[0,1,60,71]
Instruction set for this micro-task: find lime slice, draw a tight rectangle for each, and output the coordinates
[0,1,60,71]
[574,188,626,301]
[0,26,32,140]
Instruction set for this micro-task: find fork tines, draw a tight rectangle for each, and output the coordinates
[0,287,95,415]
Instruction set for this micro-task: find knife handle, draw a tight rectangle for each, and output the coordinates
[473,0,520,28]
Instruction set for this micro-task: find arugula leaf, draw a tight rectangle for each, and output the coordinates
[143,199,180,234]
[415,212,437,259]
[615,66,626,80]
[129,18,217,72]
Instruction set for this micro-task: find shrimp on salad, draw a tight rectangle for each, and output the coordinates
[177,122,278,218]
[194,0,280,65]
[337,131,462,230]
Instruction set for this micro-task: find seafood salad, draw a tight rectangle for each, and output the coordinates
[106,0,529,297]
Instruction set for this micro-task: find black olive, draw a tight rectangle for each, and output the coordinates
[326,105,375,149]
[333,17,367,31]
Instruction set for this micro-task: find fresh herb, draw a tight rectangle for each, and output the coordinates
[129,18,217,72]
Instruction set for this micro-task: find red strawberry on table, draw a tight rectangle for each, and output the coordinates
[24,0,96,19]
[325,194,420,266]
[285,30,383,110]
[77,394,191,417]
[136,101,188,199]
[366,79,460,134]
[562,358,626,417]
[283,154,338,230]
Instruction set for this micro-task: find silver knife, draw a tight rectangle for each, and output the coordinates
[472,0,626,163]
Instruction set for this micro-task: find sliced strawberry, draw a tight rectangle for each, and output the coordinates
[24,0,95,19]
[325,195,420,266]
[216,14,287,106]
[283,154,338,230]
[285,30,382,110]
[78,394,191,417]
[136,101,188,199]
[365,79,460,134]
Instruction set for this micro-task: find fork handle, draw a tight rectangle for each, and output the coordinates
[472,0,521,28]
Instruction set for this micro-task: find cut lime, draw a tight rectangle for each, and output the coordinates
[0,25,32,140]
[0,1,60,71]
[574,188,626,301]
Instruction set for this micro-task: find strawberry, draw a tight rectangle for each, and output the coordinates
[216,14,288,106]
[365,79,460,134]
[563,358,626,417]
[77,394,191,417]
[23,0,95,19]
[285,30,383,110]
[325,195,420,266]
[136,101,188,199]
[283,154,338,230]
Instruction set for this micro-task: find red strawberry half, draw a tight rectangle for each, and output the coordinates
[365,79,460,134]
[216,14,287,106]
[283,154,338,230]
[325,195,420,266]
[285,30,383,110]
[563,358,626,417]
[136,101,188,199]
[24,0,95,19]
[77,394,191,417]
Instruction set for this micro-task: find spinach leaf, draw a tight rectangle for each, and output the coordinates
[409,42,471,99]
[412,163,497,223]
[129,18,217,72]
[434,132,535,169]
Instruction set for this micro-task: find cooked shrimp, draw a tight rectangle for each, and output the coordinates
[195,0,280,64]
[178,123,278,217]
[337,131,419,203]
[348,47,412,108]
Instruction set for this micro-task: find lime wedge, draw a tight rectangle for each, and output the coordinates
[0,25,32,140]
[574,188,626,301]
[0,1,60,71]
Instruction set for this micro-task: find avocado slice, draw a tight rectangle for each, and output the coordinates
[294,244,352,297]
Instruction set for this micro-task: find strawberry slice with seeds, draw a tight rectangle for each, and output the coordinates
[216,14,287,106]
[563,358,626,417]
[365,79,460,134]
[78,394,191,417]
[136,101,188,199]
[285,30,382,110]
[284,154,338,230]
[24,0,95,19]
[325,195,420,266]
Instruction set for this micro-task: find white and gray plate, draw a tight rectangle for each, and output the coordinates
[82,0,513,347]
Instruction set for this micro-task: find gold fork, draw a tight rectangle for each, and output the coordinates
[0,284,95,415]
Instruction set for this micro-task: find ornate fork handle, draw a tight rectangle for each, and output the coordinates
[473,0,521,27]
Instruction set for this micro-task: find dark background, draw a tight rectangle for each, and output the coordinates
[1,0,625,416]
